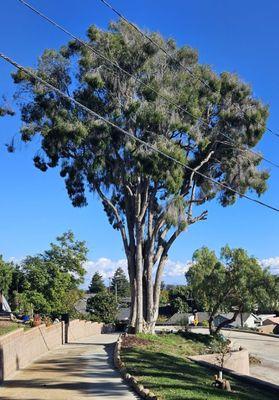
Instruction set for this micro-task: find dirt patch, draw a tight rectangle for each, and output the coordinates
[122,335,152,349]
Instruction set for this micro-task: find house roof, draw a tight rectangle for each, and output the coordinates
[257,314,276,321]
[117,307,130,321]
[215,312,261,323]
[74,293,96,314]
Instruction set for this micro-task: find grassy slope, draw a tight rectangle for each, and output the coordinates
[122,333,278,400]
[0,321,22,336]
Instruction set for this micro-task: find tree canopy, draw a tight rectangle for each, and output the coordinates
[88,271,106,293]
[9,231,87,316]
[186,246,278,334]
[86,291,118,324]
[10,21,270,332]
[111,267,130,299]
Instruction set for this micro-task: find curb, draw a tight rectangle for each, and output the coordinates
[114,334,160,400]
[221,327,279,339]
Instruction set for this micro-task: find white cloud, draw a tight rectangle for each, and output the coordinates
[82,257,191,288]
[261,257,279,275]
[163,259,192,278]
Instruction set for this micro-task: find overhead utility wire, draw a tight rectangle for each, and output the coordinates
[17,0,279,170]
[0,51,278,213]
[17,0,200,122]
[98,0,279,141]
[99,0,211,89]
[217,138,279,169]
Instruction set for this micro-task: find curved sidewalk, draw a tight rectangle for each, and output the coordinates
[0,333,137,399]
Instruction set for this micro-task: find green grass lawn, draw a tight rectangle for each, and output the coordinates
[0,321,22,336]
[121,332,278,400]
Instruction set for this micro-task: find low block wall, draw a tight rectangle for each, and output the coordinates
[189,348,249,375]
[0,322,63,381]
[67,320,103,342]
[0,319,104,382]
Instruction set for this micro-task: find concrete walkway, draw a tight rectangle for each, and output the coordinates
[0,333,138,400]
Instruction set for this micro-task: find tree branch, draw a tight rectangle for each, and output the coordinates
[96,187,129,255]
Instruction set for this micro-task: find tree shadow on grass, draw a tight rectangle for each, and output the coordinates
[123,348,278,400]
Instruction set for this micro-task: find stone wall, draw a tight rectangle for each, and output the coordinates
[189,348,249,375]
[0,320,103,382]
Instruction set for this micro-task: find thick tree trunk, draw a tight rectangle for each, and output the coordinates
[135,217,144,333]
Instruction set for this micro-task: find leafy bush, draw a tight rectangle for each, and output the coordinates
[86,292,118,324]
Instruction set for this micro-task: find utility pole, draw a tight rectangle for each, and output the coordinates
[115,282,118,304]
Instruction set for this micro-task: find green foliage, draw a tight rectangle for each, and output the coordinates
[7,22,271,329]
[0,256,14,296]
[169,286,190,313]
[186,246,279,331]
[12,231,87,315]
[0,104,14,117]
[111,267,130,299]
[10,21,269,230]
[86,292,118,323]
[88,271,106,294]
[122,333,276,400]
[159,289,169,305]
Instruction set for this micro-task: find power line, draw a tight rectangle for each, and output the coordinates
[267,127,279,138]
[17,0,279,170]
[218,136,279,169]
[98,0,279,141]
[99,0,211,89]
[17,0,201,123]
[0,51,278,213]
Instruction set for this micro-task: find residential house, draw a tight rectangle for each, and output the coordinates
[213,313,262,329]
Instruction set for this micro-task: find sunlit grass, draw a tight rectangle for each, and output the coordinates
[122,332,277,400]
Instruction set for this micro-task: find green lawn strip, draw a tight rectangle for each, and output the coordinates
[0,323,22,336]
[122,333,278,400]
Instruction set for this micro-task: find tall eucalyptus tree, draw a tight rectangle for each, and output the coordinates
[11,21,269,332]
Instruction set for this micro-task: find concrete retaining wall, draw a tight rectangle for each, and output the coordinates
[68,320,103,342]
[0,323,63,381]
[189,348,249,375]
[0,319,103,382]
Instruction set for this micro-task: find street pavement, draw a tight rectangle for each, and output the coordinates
[0,333,138,400]
[194,327,279,385]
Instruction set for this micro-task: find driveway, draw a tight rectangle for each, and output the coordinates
[0,333,137,400]
[194,328,279,385]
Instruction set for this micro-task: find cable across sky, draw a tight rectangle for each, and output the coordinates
[16,0,279,171]
[0,51,278,213]
[98,0,279,141]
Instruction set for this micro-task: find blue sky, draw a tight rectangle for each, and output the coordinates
[0,0,279,285]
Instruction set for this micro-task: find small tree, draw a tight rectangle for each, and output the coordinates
[169,286,190,313]
[86,292,118,324]
[111,267,130,299]
[88,272,106,293]
[14,231,87,315]
[186,246,278,335]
